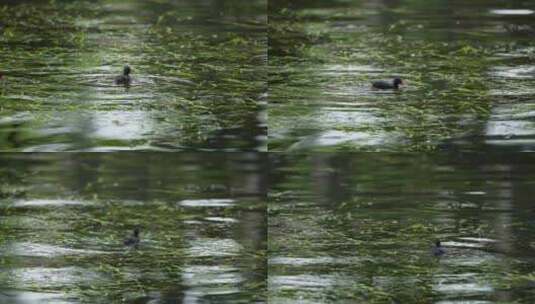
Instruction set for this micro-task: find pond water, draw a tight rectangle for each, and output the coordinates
[269,154,535,303]
[0,0,266,151]
[269,0,535,152]
[0,153,266,303]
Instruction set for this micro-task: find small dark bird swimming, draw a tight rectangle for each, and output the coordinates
[372,77,403,90]
[115,65,132,85]
[124,227,140,246]
[432,240,446,256]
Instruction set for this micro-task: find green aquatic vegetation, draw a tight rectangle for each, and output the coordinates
[269,1,535,151]
[269,154,535,303]
[0,153,267,302]
[0,2,97,47]
[269,7,328,59]
[0,0,266,151]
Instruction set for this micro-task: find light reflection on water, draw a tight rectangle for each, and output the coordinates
[269,0,535,152]
[269,154,535,303]
[0,0,266,151]
[0,153,266,303]
[0,242,105,258]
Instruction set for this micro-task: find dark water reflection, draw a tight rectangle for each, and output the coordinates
[269,0,535,152]
[269,154,535,303]
[0,0,266,151]
[0,153,266,303]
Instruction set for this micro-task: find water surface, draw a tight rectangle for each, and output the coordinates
[0,0,266,151]
[269,0,535,151]
[269,154,535,303]
[0,153,266,303]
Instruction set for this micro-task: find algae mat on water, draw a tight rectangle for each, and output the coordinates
[0,0,266,151]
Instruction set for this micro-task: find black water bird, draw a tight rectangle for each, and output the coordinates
[372,77,403,90]
[115,65,132,85]
[432,240,446,256]
[124,227,140,246]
